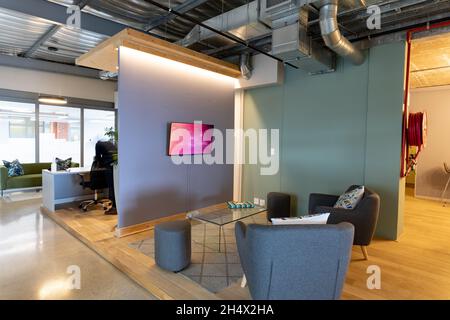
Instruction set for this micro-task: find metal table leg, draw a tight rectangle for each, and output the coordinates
[218,225,222,252]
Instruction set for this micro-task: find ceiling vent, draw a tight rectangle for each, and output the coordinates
[178,1,271,49]
[268,3,335,73]
[179,0,364,76]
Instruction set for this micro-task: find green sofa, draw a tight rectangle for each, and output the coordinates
[0,162,79,196]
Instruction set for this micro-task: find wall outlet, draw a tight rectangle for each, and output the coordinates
[253,197,260,205]
[259,199,266,207]
[271,148,275,156]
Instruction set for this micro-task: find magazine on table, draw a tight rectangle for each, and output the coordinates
[271,213,330,225]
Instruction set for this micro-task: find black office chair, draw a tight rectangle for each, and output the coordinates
[96,141,117,215]
[79,160,111,212]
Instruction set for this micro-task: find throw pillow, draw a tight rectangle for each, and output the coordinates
[2,159,25,177]
[56,157,72,171]
[334,186,365,210]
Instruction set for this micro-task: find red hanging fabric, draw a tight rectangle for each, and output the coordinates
[407,112,424,147]
[405,112,427,176]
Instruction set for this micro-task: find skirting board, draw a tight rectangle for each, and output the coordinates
[114,212,187,238]
[1,186,41,194]
[413,194,450,203]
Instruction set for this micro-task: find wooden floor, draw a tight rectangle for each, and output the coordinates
[42,188,450,300]
[341,187,450,300]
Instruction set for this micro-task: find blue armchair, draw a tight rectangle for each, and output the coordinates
[235,222,354,300]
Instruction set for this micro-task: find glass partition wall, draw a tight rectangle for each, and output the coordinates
[0,101,36,163]
[84,109,115,165]
[0,97,115,167]
[39,105,81,164]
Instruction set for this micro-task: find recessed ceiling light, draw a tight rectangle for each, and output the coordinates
[38,96,68,105]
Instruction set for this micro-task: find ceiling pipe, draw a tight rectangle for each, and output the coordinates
[144,0,299,69]
[239,53,253,80]
[318,0,365,65]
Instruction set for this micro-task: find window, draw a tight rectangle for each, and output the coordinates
[0,101,36,163]
[84,109,115,164]
[39,105,81,164]
[0,95,115,166]
[9,118,35,139]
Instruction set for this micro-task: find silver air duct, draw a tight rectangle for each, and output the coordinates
[240,53,253,80]
[178,1,271,48]
[99,70,118,80]
[270,4,334,73]
[318,0,365,65]
[179,0,364,75]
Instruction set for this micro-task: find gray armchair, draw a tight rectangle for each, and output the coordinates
[309,185,380,260]
[235,222,354,300]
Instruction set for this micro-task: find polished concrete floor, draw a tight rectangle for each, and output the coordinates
[0,194,156,300]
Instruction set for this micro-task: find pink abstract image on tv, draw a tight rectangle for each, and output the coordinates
[168,122,214,156]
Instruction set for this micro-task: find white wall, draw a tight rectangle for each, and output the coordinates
[236,54,284,89]
[0,66,116,102]
[411,85,450,201]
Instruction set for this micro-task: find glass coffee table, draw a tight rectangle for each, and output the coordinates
[187,204,267,252]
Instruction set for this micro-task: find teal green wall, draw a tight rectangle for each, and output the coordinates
[365,44,406,239]
[242,42,406,240]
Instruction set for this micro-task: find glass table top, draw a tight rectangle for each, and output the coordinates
[187,205,267,226]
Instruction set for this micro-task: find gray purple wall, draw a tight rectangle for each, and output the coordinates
[117,47,235,228]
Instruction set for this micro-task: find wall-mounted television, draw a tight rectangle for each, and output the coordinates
[168,122,214,156]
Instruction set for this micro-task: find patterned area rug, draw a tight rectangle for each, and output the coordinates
[129,212,268,293]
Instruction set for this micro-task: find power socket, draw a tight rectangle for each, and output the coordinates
[259,199,266,207]
[253,197,260,205]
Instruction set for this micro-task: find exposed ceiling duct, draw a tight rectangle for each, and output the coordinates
[318,0,365,65]
[267,1,334,74]
[179,0,366,75]
[240,52,253,80]
[178,1,271,49]
[99,70,118,80]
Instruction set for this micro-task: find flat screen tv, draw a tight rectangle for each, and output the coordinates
[168,122,214,156]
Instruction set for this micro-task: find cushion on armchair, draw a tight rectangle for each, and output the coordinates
[334,185,365,210]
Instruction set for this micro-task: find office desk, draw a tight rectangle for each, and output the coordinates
[42,168,98,212]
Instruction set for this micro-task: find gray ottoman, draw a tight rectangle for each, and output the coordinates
[154,220,191,272]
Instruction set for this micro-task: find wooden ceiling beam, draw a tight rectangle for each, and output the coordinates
[76,28,241,78]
